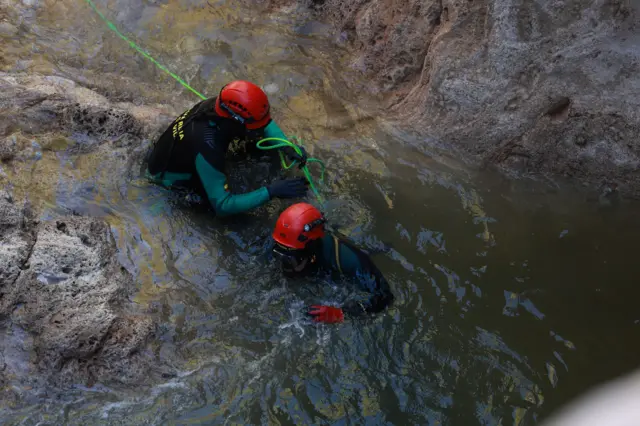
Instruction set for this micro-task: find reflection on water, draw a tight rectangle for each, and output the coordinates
[2,0,640,424]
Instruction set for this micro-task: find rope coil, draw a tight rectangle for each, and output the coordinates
[257,137,326,204]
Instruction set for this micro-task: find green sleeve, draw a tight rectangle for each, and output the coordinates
[195,153,270,216]
[263,120,288,142]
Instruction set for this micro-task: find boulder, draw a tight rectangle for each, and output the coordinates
[0,191,160,389]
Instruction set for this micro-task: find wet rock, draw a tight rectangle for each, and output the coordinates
[0,73,176,149]
[0,73,141,140]
[268,0,640,197]
[0,21,18,37]
[0,135,18,161]
[0,189,36,286]
[0,193,159,389]
[0,7,181,399]
[0,72,175,214]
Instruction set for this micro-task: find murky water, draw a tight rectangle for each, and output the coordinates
[2,0,640,424]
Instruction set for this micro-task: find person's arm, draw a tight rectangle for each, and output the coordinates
[308,238,394,323]
[195,153,270,216]
[341,256,395,317]
[336,239,394,316]
[262,120,288,141]
[262,120,308,163]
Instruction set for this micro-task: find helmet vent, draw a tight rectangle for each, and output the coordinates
[227,100,249,114]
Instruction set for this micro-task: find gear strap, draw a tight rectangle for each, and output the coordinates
[333,236,343,274]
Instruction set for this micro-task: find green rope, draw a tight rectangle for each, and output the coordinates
[83,0,206,101]
[83,0,326,204]
[257,138,325,204]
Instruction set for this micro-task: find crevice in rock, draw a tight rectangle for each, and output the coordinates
[11,229,37,289]
[484,137,525,165]
[56,221,68,234]
[545,97,571,120]
[84,318,118,364]
[17,95,49,111]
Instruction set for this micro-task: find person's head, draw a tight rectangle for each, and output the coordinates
[272,203,326,274]
[214,80,271,134]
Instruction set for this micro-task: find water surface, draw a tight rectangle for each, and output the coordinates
[1,0,639,424]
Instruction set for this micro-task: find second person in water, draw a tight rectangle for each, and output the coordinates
[146,80,309,216]
[272,203,395,323]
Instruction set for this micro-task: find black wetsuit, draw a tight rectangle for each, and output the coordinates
[302,232,394,317]
[146,98,290,216]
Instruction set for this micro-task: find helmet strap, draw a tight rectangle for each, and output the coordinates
[219,100,246,125]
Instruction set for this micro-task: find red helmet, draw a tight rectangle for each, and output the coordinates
[273,203,326,250]
[214,80,271,130]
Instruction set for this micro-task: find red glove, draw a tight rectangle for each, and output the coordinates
[308,305,344,323]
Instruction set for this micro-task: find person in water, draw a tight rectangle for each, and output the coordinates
[146,80,309,216]
[272,203,394,324]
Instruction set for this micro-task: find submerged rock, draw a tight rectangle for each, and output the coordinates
[0,191,161,391]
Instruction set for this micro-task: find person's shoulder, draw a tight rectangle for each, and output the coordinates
[330,230,367,256]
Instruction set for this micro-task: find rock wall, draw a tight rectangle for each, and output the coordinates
[270,0,640,196]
